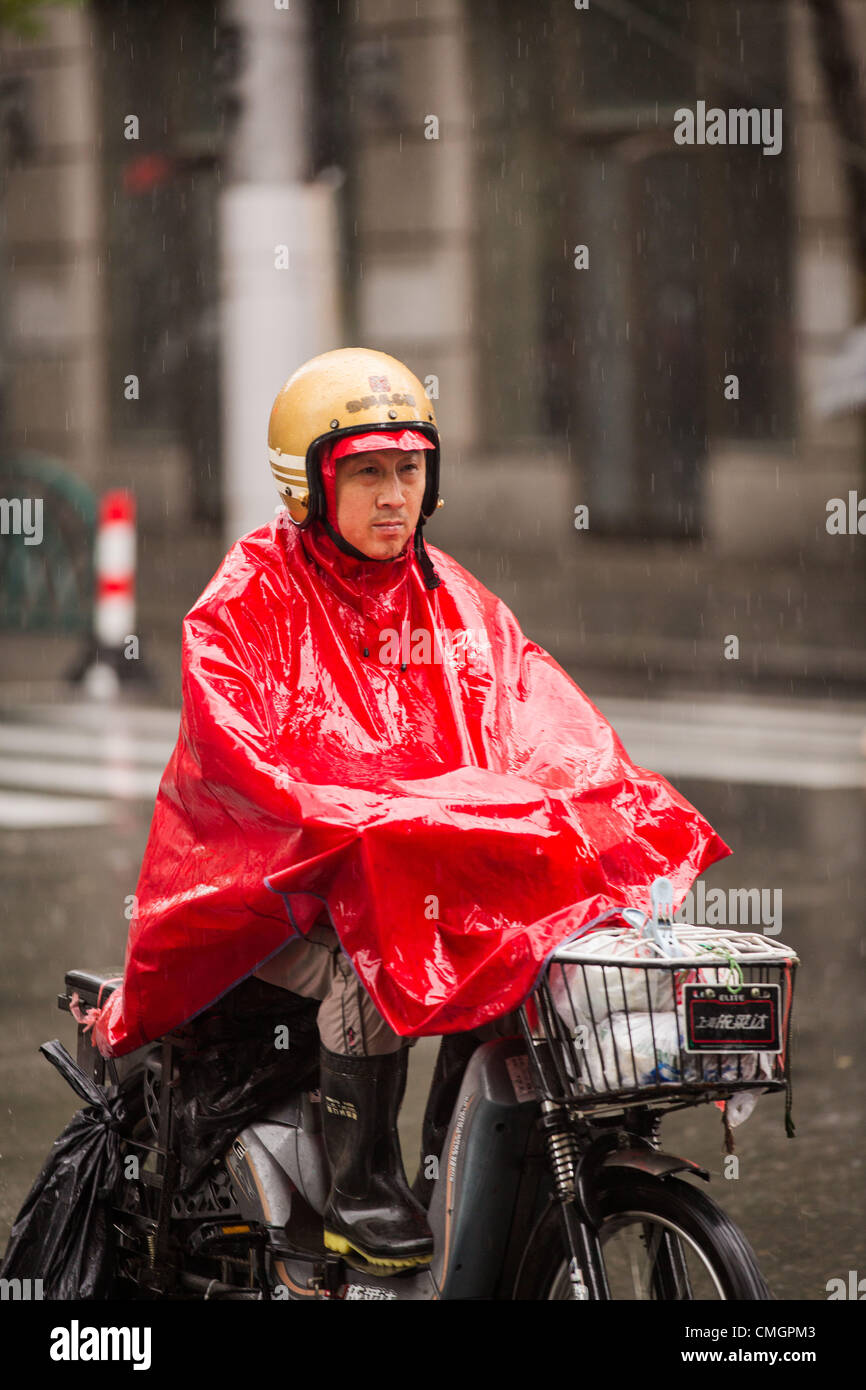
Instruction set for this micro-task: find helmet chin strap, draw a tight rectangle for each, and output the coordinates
[319,516,381,563]
[413,521,441,590]
[319,516,440,590]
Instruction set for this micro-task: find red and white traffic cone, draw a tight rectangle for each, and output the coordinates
[68,490,153,696]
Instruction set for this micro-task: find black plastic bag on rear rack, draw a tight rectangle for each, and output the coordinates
[170,977,321,1191]
[0,1039,126,1299]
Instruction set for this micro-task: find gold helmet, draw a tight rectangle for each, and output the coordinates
[268,347,440,527]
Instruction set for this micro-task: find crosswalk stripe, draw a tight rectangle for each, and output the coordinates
[0,790,112,829]
[0,704,177,827]
[0,755,163,799]
[0,693,863,833]
[598,694,866,736]
[0,723,175,765]
[17,703,181,740]
[596,695,866,790]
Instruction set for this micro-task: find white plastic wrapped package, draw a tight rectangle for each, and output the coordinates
[548,929,671,1024]
[576,1012,681,1090]
[549,929,742,1030]
[575,1011,775,1093]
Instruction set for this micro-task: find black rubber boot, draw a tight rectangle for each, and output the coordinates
[411,1032,478,1207]
[319,1045,434,1270]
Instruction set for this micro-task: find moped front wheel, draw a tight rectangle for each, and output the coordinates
[519,1169,773,1300]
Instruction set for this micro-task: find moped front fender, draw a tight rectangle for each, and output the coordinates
[602,1146,710,1183]
[540,1124,711,1234]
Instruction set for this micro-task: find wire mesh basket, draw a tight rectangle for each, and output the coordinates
[534,922,798,1114]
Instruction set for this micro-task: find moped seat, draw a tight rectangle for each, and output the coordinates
[60,967,124,1013]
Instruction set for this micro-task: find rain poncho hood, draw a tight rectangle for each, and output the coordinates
[94,505,731,1057]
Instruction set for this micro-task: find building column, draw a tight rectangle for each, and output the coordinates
[0,7,107,484]
[345,0,479,471]
[219,0,342,544]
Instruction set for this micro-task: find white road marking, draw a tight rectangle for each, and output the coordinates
[0,756,162,799]
[0,791,112,828]
[595,695,866,790]
[0,723,174,764]
[0,692,863,834]
[0,704,177,828]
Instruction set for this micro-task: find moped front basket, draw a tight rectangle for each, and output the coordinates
[531,922,799,1117]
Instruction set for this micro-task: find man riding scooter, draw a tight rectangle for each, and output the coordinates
[90,348,729,1276]
[254,384,442,1270]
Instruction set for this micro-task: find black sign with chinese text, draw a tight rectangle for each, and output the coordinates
[682,984,782,1053]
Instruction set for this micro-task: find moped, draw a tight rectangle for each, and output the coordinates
[51,881,797,1301]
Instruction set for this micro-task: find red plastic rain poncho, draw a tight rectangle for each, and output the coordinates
[94,490,730,1057]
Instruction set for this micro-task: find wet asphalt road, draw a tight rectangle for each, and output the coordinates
[0,694,864,1300]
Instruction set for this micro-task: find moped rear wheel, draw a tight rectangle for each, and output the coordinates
[521,1169,773,1300]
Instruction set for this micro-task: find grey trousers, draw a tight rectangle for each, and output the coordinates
[254,922,524,1058]
[254,922,408,1057]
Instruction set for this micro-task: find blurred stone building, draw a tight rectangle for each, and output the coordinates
[0,0,863,685]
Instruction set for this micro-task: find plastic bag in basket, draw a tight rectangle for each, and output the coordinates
[577,1010,775,1092]
[548,927,671,1026]
[549,925,743,1029]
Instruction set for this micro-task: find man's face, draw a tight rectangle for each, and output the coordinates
[333,448,426,560]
